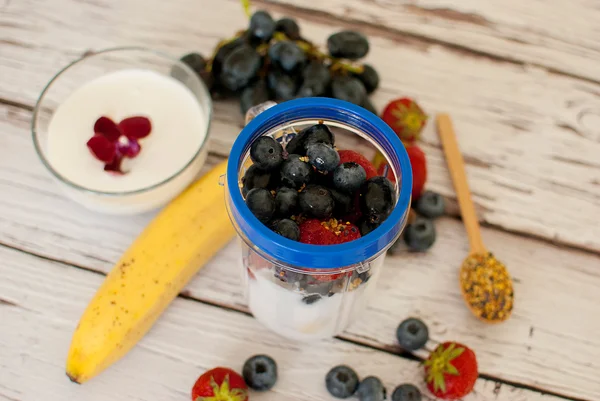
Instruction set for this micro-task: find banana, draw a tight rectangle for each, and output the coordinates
[66,159,235,383]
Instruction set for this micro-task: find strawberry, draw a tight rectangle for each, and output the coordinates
[333,221,361,244]
[381,98,428,142]
[191,367,248,401]
[299,219,338,245]
[424,342,478,400]
[300,219,361,282]
[406,144,427,200]
[338,150,378,179]
[299,218,361,245]
[372,144,426,199]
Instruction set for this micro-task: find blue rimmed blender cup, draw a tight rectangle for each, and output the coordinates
[226,98,412,341]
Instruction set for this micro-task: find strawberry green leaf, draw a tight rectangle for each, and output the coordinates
[449,347,465,360]
[446,363,459,376]
[435,373,446,393]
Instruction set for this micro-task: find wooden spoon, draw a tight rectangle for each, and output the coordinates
[436,114,514,323]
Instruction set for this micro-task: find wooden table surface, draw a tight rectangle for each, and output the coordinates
[1,0,599,400]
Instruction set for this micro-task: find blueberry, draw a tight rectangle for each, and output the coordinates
[414,191,445,219]
[307,143,340,173]
[243,354,278,391]
[267,69,298,101]
[268,40,306,73]
[249,10,275,42]
[403,216,435,251]
[297,78,329,98]
[325,365,359,399]
[357,376,386,401]
[333,162,366,193]
[245,188,275,223]
[332,76,367,106]
[360,176,396,225]
[275,187,298,216]
[271,219,300,241]
[250,136,284,171]
[299,185,335,219]
[275,17,301,40]
[297,61,331,97]
[211,37,246,79]
[280,154,313,188]
[312,170,334,188]
[330,188,353,215]
[220,44,262,91]
[396,318,428,350]
[302,294,322,305]
[286,124,334,155]
[240,79,270,115]
[361,97,377,115]
[391,384,421,401]
[178,52,206,77]
[302,60,331,86]
[357,218,378,237]
[355,64,379,94]
[242,165,279,196]
[327,30,370,60]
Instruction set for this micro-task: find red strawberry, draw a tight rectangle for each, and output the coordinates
[300,219,361,282]
[299,219,338,245]
[191,367,248,401]
[381,98,428,142]
[406,144,427,200]
[372,144,426,199]
[424,342,478,400]
[332,221,361,244]
[299,219,361,245]
[338,149,377,179]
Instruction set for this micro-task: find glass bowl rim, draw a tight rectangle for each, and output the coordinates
[31,46,213,197]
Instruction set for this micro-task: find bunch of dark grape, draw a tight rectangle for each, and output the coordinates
[176,10,380,116]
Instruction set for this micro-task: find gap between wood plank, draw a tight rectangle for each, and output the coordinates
[254,0,600,86]
[0,241,589,401]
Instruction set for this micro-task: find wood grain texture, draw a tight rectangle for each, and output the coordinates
[261,0,600,83]
[1,101,599,399]
[2,0,600,251]
[0,244,573,401]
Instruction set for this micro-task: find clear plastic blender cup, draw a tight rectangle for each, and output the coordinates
[226,98,412,341]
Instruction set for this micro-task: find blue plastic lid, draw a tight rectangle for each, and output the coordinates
[226,98,412,269]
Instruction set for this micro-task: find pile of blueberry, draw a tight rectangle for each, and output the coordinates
[177,10,379,116]
[242,122,395,244]
[243,352,423,401]
[391,191,445,253]
[325,317,429,401]
[206,318,430,400]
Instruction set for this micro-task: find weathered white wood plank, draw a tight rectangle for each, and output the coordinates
[1,0,600,251]
[262,0,600,83]
[1,102,599,399]
[0,244,572,401]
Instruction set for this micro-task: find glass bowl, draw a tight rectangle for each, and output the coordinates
[32,47,212,215]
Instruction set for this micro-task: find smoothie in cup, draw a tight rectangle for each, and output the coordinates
[226,98,412,341]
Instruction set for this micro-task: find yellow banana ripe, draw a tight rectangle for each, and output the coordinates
[66,159,235,383]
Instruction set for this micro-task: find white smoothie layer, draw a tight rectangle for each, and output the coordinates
[47,69,208,193]
[247,257,384,341]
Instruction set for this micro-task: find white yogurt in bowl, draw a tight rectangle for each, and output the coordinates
[33,48,212,214]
